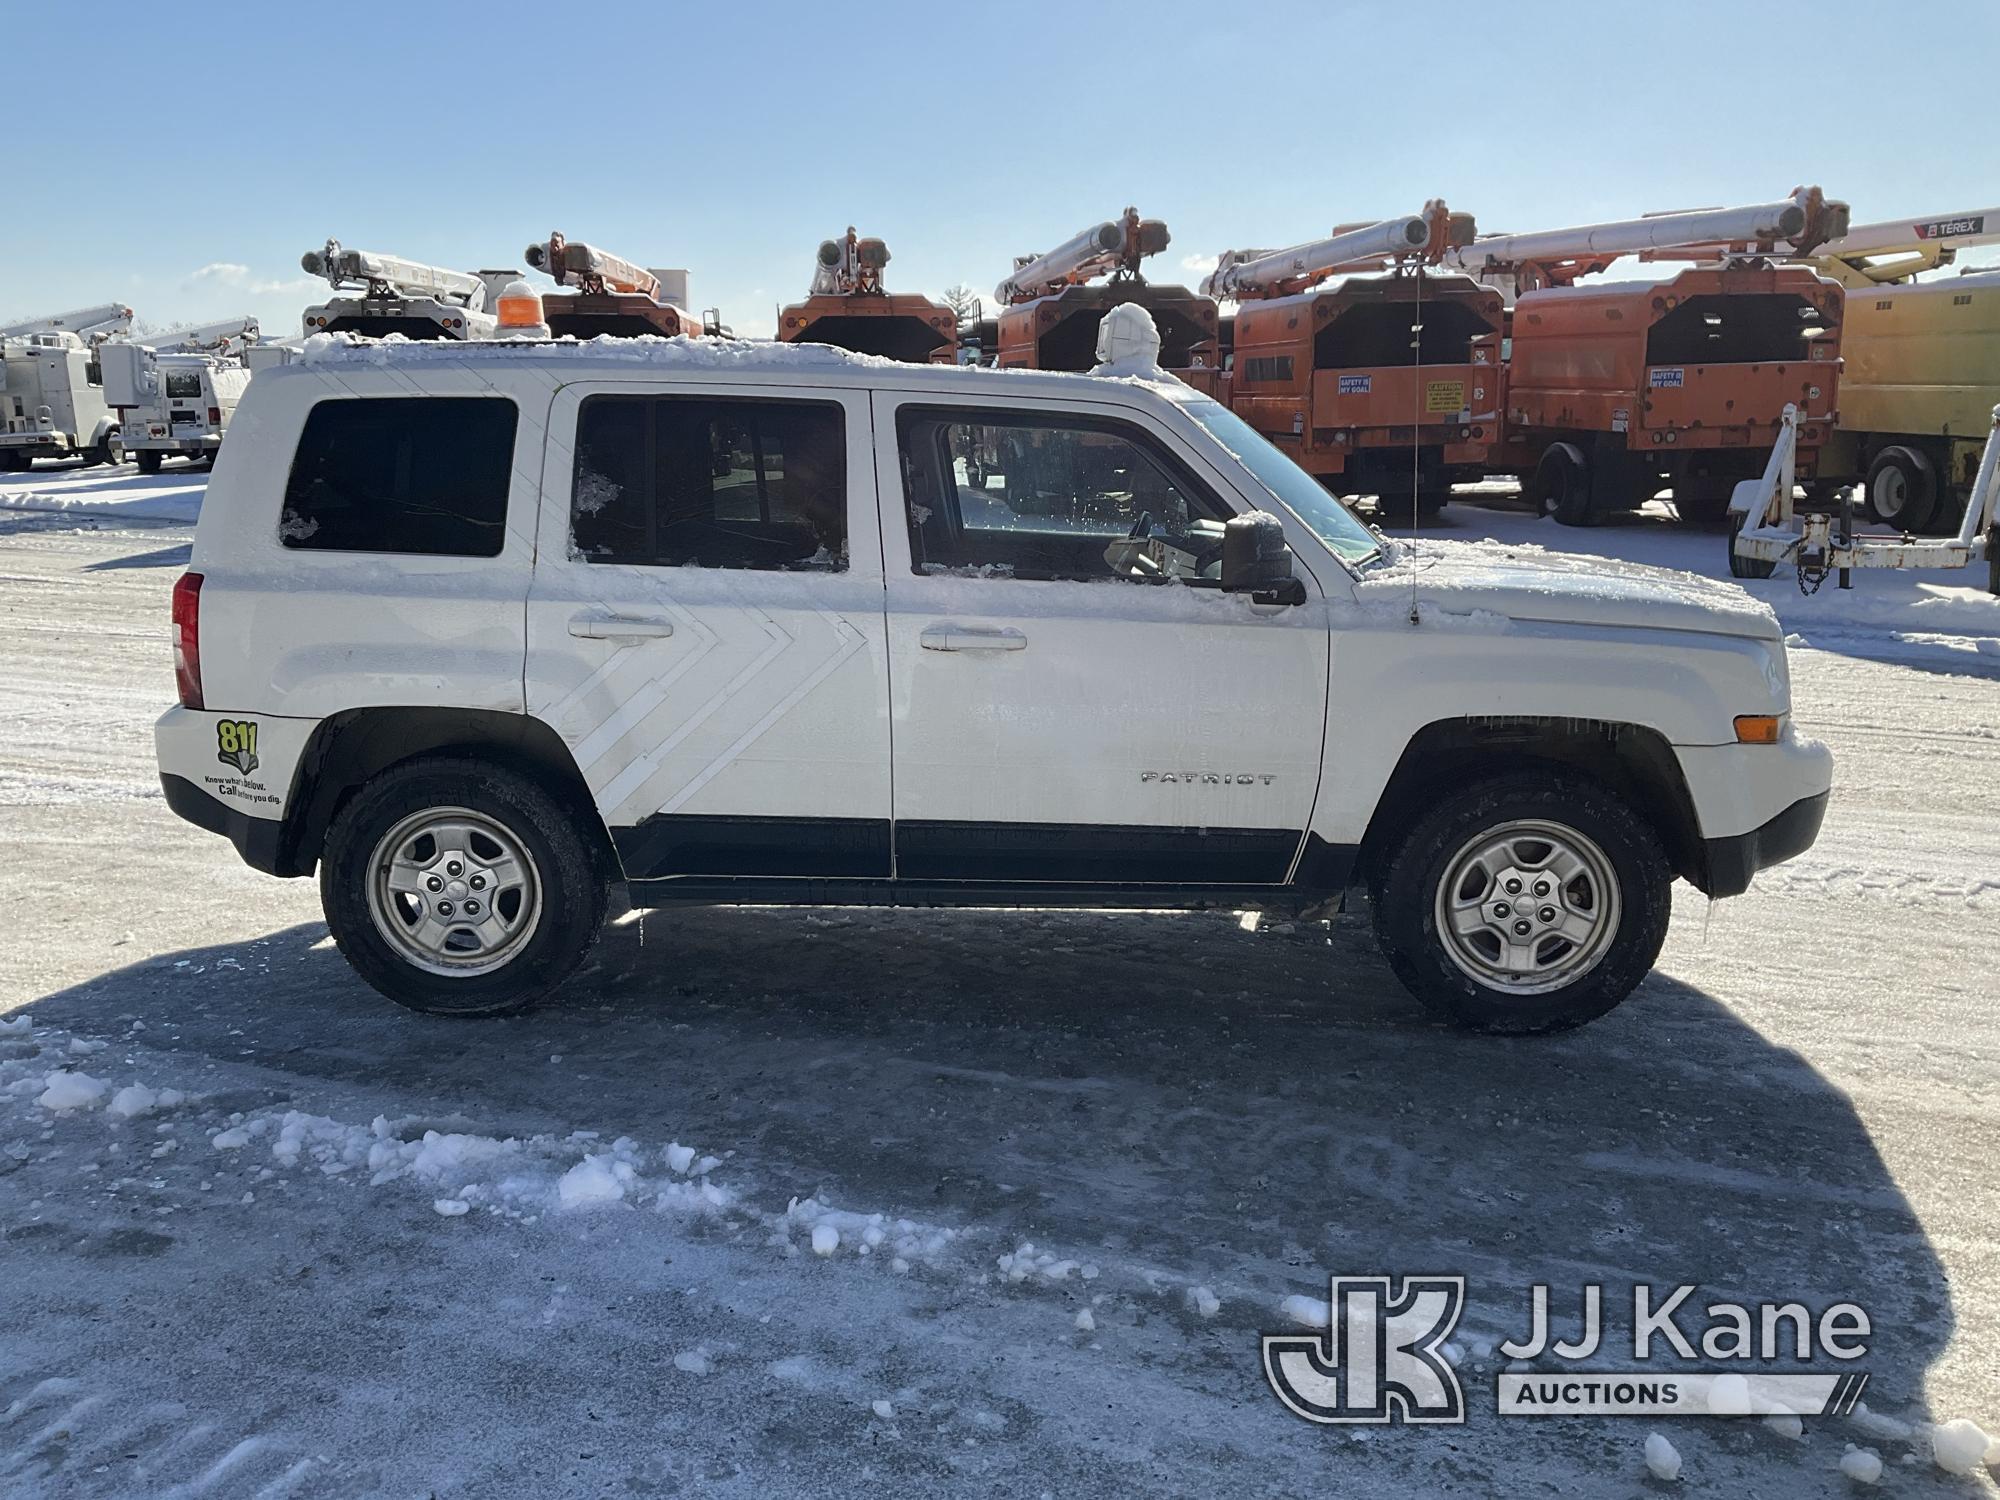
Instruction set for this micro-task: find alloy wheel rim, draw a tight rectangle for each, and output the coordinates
[1433,818,1622,995]
[364,806,542,977]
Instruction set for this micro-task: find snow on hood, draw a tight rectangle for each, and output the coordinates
[1357,537,1781,641]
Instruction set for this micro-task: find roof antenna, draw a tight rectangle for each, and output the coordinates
[1409,265,1423,626]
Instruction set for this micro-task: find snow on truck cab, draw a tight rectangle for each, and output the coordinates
[154,320,1831,1032]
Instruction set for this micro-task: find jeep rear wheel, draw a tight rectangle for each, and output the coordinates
[321,758,606,1016]
[1371,772,1671,1033]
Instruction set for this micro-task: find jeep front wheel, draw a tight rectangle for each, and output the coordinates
[321,758,606,1016]
[1371,772,1671,1033]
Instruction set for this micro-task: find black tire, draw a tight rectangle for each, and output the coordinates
[0,450,25,473]
[1727,511,1776,579]
[1531,443,1594,526]
[135,450,163,475]
[1864,446,1938,533]
[1415,490,1450,518]
[84,431,123,469]
[1370,771,1672,1034]
[1988,524,1999,599]
[320,758,607,1016]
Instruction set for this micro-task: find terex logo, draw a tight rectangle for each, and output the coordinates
[1915,215,1983,240]
[1263,1276,1466,1424]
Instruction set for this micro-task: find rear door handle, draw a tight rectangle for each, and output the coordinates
[920,625,1027,653]
[568,613,675,642]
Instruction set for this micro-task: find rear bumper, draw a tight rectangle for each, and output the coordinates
[1700,788,1828,898]
[0,432,68,456]
[161,772,288,874]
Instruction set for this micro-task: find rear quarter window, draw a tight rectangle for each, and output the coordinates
[280,397,518,556]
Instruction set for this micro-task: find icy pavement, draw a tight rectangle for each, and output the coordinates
[1,501,1997,1497]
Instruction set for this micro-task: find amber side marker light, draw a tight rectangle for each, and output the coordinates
[1734,715,1783,745]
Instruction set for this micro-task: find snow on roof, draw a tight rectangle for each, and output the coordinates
[294,330,1193,398]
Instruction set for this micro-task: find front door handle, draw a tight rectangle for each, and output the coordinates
[569,613,675,642]
[920,625,1027,653]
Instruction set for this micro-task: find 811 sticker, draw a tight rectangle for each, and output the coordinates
[216,719,259,776]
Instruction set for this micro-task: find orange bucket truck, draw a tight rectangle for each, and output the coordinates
[524,232,706,339]
[995,208,1221,390]
[1446,188,1849,525]
[1202,201,1492,515]
[776,229,958,363]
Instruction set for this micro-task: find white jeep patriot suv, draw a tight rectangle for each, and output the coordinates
[155,331,1831,1032]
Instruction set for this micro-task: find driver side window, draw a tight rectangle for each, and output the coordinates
[897,407,1229,582]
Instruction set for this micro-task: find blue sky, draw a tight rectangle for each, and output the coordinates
[5,0,1995,338]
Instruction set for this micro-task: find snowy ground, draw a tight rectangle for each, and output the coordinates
[1,467,1998,1497]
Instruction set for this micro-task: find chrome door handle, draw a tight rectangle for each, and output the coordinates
[920,625,1027,652]
[569,613,675,641]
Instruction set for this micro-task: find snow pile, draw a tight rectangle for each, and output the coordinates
[106,1083,184,1119]
[557,1153,633,1209]
[996,1242,1089,1284]
[195,1111,735,1222]
[781,1196,955,1266]
[1187,1285,1221,1320]
[1643,1431,1682,1481]
[1838,1446,1883,1484]
[0,464,207,524]
[1849,1401,1914,1443]
[1930,1417,1994,1475]
[36,1071,110,1111]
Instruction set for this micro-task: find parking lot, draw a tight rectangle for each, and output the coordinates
[2,490,1997,1497]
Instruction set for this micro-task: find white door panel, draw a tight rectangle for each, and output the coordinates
[526,382,890,877]
[871,390,1330,885]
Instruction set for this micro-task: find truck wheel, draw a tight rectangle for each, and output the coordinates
[1415,490,1450,518]
[0,451,24,473]
[1727,512,1776,580]
[135,451,163,475]
[320,758,607,1016]
[1988,524,1999,599]
[1370,771,1671,1033]
[1865,446,1938,533]
[1532,444,1594,526]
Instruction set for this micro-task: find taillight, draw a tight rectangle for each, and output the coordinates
[172,571,204,709]
[207,407,220,424]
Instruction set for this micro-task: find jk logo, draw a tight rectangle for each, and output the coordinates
[1263,1276,1466,1425]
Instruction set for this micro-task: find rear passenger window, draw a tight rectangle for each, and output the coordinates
[570,396,847,571]
[281,397,517,556]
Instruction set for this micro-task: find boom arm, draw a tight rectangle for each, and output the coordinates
[1446,187,1849,289]
[301,240,485,305]
[0,303,134,343]
[1803,208,2000,287]
[138,316,261,354]
[1200,201,1470,299]
[524,232,663,300]
[996,208,1170,304]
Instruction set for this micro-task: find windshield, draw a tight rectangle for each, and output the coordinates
[1174,395,1382,567]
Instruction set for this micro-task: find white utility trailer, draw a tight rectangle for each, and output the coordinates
[0,331,123,470]
[1728,402,2000,596]
[101,344,252,473]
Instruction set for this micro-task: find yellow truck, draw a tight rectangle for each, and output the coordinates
[1808,211,2000,531]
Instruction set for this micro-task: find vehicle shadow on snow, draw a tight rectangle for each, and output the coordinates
[16,904,1971,1473]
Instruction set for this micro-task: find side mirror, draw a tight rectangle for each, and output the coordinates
[1221,511,1306,604]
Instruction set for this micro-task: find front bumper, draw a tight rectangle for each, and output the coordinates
[1700,788,1828,898]
[1675,731,1833,896]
